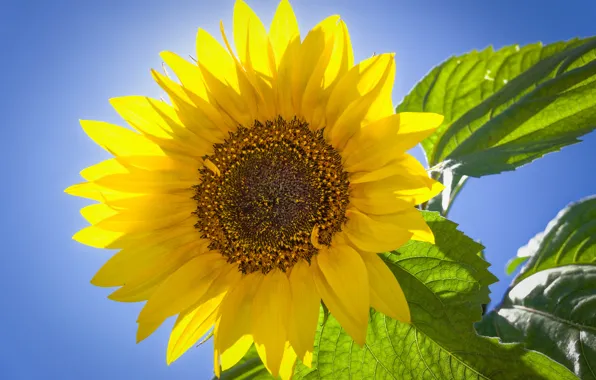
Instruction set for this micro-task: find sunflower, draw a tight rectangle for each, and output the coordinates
[66,0,444,378]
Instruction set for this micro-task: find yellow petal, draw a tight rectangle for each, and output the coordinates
[166,292,225,363]
[215,273,263,354]
[233,0,276,120]
[160,51,210,101]
[212,275,259,376]
[350,172,443,215]
[90,221,197,286]
[115,155,199,173]
[214,345,221,378]
[151,67,235,136]
[279,342,298,380]
[327,53,395,150]
[96,209,192,233]
[291,15,340,116]
[72,225,124,248]
[342,113,402,172]
[104,193,193,210]
[196,28,256,126]
[348,153,434,186]
[137,253,229,323]
[251,269,291,377]
[65,182,132,202]
[271,1,300,120]
[269,0,299,67]
[374,209,435,244]
[312,245,369,345]
[344,208,413,253]
[343,113,443,172]
[197,262,243,306]
[80,158,128,181]
[109,96,216,155]
[94,194,195,233]
[80,120,165,157]
[288,260,320,365]
[302,20,353,130]
[359,251,410,323]
[159,51,232,137]
[220,335,253,371]
[350,180,414,215]
[394,179,445,207]
[136,318,164,344]
[107,240,207,302]
[325,54,393,126]
[80,203,118,225]
[394,112,444,153]
[94,167,197,194]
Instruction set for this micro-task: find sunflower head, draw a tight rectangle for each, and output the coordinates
[66,0,444,378]
[193,117,350,275]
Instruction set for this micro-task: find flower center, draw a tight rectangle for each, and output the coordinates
[193,117,350,274]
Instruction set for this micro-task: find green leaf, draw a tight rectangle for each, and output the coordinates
[476,265,596,380]
[512,195,596,284]
[397,41,573,162]
[294,212,577,379]
[398,38,596,172]
[401,40,582,161]
[505,256,529,276]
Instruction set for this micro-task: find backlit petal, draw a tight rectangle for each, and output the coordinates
[291,15,340,116]
[166,293,225,364]
[359,251,410,323]
[301,20,352,130]
[137,253,228,323]
[288,260,320,365]
[251,269,291,377]
[196,28,256,126]
[215,273,263,356]
[312,245,369,345]
[344,208,413,252]
[326,53,395,148]
[233,0,276,119]
[80,120,165,157]
[279,343,298,380]
[269,0,299,67]
[220,335,254,371]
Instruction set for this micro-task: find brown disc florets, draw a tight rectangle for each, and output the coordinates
[193,117,350,274]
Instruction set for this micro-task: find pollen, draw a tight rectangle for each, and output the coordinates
[193,117,350,274]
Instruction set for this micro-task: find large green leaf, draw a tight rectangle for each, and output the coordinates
[292,213,576,379]
[398,37,596,170]
[397,40,579,161]
[476,265,596,380]
[507,195,596,283]
[397,38,596,214]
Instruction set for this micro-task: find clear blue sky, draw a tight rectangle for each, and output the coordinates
[2,0,595,379]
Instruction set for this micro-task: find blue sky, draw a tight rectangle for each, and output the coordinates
[2,0,595,379]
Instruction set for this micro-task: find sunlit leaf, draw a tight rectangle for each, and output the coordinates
[398,38,596,214]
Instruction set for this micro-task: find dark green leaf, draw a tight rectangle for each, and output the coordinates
[512,195,596,284]
[294,213,576,379]
[476,265,596,380]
